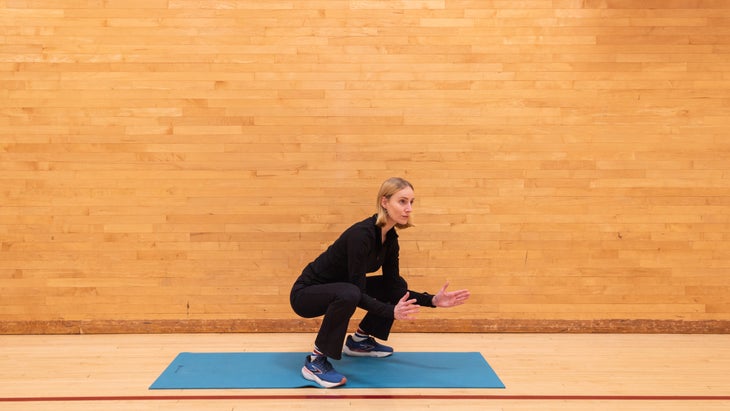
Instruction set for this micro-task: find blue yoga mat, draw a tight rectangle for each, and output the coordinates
[149,352,504,389]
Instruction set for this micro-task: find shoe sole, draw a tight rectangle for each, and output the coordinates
[342,345,393,358]
[301,366,346,388]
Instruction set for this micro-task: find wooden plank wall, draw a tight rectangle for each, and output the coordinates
[1,0,729,334]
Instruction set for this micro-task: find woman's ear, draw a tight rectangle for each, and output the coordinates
[380,195,389,209]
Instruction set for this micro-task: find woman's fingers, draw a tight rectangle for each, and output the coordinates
[396,305,419,320]
[448,289,470,306]
[395,292,420,320]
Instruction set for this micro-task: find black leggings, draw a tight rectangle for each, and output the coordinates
[290,275,406,360]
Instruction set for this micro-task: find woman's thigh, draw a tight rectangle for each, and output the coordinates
[290,282,360,318]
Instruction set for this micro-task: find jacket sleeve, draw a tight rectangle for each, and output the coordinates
[381,238,436,308]
[409,290,437,308]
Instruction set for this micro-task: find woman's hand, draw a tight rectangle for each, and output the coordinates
[432,282,470,308]
[394,292,420,320]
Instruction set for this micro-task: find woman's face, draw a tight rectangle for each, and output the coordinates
[382,186,415,226]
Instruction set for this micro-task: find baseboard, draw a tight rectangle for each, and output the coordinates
[1,318,728,334]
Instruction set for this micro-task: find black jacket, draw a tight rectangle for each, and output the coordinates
[295,215,435,318]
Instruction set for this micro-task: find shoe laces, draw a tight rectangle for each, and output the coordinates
[312,356,333,372]
[358,336,379,347]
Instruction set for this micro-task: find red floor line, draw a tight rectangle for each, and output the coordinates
[1,395,729,402]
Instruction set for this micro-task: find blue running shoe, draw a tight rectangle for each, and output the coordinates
[343,335,394,357]
[301,355,347,388]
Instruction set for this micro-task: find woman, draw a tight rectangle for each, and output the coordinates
[289,177,471,388]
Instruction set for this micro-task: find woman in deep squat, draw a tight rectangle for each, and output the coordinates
[289,177,471,388]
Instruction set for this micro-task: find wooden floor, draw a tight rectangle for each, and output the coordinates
[0,333,728,410]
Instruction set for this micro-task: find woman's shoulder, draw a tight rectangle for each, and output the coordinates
[347,216,378,233]
[341,215,378,238]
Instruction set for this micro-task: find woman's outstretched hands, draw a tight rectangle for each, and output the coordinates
[394,292,420,320]
[432,282,470,308]
[394,282,470,319]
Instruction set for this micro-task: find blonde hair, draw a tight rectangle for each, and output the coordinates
[375,177,414,229]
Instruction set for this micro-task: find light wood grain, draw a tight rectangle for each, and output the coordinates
[0,333,729,411]
[1,1,730,331]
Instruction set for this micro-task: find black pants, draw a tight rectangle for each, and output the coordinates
[290,276,406,360]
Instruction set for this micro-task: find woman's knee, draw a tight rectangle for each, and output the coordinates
[324,283,360,319]
[336,283,361,306]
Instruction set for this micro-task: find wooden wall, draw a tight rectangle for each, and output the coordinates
[1,0,729,334]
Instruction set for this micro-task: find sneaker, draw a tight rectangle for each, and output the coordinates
[301,355,347,388]
[343,335,394,357]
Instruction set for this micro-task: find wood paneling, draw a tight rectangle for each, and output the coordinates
[1,0,729,332]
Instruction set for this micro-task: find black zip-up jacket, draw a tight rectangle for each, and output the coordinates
[295,215,435,318]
